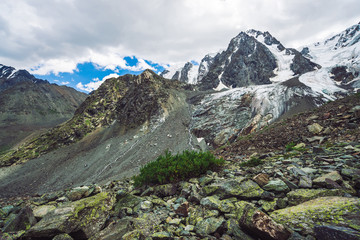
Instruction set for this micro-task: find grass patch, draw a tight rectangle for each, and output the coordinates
[133,150,224,186]
[240,157,263,167]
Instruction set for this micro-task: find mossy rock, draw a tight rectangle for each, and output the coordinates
[286,189,345,206]
[25,192,114,239]
[203,178,263,199]
[270,196,360,235]
[114,193,143,213]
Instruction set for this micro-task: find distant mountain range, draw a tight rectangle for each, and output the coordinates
[0,64,87,152]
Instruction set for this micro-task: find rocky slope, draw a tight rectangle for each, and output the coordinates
[0,93,359,240]
[0,64,87,153]
[0,70,210,197]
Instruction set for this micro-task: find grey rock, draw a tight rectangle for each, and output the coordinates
[3,206,37,232]
[314,225,360,240]
[195,217,225,236]
[263,179,290,192]
[299,176,312,188]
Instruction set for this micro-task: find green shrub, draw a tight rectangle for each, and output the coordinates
[240,157,263,167]
[133,150,224,186]
[285,142,297,152]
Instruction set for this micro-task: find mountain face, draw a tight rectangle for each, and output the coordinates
[300,22,360,89]
[163,30,319,90]
[0,64,87,153]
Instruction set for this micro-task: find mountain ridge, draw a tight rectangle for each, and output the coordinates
[0,64,87,154]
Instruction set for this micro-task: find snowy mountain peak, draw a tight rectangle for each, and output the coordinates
[324,22,360,49]
[246,29,285,50]
[0,64,49,92]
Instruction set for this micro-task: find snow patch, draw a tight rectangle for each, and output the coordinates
[214,80,229,91]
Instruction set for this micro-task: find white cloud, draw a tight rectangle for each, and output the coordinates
[60,81,70,85]
[0,0,359,74]
[76,73,119,92]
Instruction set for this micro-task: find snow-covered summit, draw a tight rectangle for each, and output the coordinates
[300,22,360,91]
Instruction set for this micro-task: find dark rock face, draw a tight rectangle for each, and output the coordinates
[199,32,277,90]
[198,30,319,90]
[290,50,321,75]
[197,54,215,82]
[314,225,360,240]
[179,62,194,82]
[331,66,356,84]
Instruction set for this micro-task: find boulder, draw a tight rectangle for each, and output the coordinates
[270,197,360,235]
[286,189,344,206]
[151,231,173,239]
[66,186,92,201]
[314,225,360,240]
[263,179,290,192]
[307,123,323,134]
[89,218,131,240]
[202,178,264,199]
[253,173,270,187]
[114,193,143,213]
[33,205,57,219]
[313,171,343,188]
[25,192,114,239]
[235,201,291,240]
[200,196,235,213]
[3,206,37,232]
[195,217,225,236]
[175,201,189,217]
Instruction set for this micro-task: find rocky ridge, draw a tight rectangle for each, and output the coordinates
[0,70,188,167]
[0,64,87,155]
[0,93,360,239]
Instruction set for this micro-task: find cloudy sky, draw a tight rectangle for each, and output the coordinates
[1,0,359,92]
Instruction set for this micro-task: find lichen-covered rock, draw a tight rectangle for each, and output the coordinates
[114,193,142,213]
[131,212,166,236]
[259,199,277,213]
[313,171,343,188]
[286,189,344,206]
[89,218,131,240]
[66,186,92,201]
[200,196,235,213]
[225,219,254,240]
[307,123,323,134]
[235,201,290,240]
[195,216,225,236]
[3,206,37,232]
[202,178,264,199]
[24,192,114,239]
[33,205,57,219]
[151,231,173,239]
[263,179,290,192]
[270,197,360,235]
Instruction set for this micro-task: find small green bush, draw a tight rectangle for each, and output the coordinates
[240,157,263,167]
[285,142,297,152]
[133,150,224,186]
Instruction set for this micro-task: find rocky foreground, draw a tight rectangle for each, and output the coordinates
[1,94,360,239]
[0,141,359,239]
